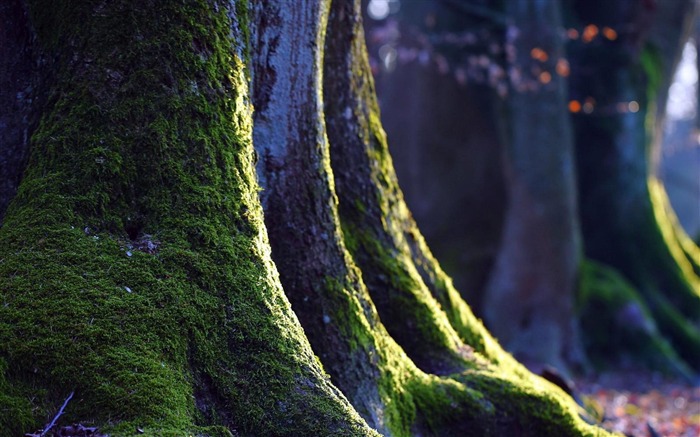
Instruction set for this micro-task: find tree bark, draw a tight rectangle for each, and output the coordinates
[0,1,371,435]
[0,0,614,435]
[482,0,584,374]
[254,0,610,436]
[256,0,610,436]
[0,0,37,225]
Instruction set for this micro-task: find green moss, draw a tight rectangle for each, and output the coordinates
[322,275,376,353]
[0,358,34,432]
[640,44,663,103]
[460,368,607,437]
[577,260,693,377]
[369,342,606,437]
[341,221,473,373]
[649,178,700,288]
[0,1,374,435]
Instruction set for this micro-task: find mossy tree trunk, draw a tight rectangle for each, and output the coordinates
[0,1,371,435]
[254,0,608,436]
[0,0,612,436]
[569,0,700,373]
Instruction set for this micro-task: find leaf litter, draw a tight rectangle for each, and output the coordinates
[576,371,700,437]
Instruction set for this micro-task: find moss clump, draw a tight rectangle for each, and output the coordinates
[458,368,602,437]
[577,260,693,377]
[342,222,472,374]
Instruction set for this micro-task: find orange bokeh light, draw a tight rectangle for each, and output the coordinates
[582,24,599,43]
[567,28,579,40]
[530,47,549,62]
[569,100,581,113]
[539,71,552,84]
[556,59,570,77]
[602,27,618,41]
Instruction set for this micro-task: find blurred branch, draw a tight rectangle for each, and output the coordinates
[438,0,507,28]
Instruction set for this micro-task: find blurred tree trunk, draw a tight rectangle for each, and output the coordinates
[482,0,584,375]
[570,0,700,373]
[369,0,700,377]
[374,66,506,313]
[368,0,584,373]
[0,0,36,225]
[0,0,611,436]
[368,0,508,311]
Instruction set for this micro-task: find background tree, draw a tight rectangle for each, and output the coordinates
[366,0,508,312]
[368,0,700,376]
[0,0,609,436]
[569,0,700,374]
[481,0,584,375]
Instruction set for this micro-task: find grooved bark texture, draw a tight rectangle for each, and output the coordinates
[250,0,389,433]
[255,0,613,436]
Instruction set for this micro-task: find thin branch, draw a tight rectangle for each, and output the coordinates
[40,391,74,437]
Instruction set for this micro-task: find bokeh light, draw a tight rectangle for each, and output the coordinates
[582,24,599,43]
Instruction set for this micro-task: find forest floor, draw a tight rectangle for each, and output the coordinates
[576,372,700,437]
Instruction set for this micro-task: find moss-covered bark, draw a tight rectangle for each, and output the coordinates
[0,0,642,435]
[254,0,611,435]
[0,1,372,435]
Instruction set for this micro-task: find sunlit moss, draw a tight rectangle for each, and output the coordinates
[648,177,700,285]
[322,4,610,432]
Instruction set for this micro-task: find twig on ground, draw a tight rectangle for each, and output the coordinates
[40,391,74,436]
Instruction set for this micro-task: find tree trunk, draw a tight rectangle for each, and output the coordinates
[255,0,608,436]
[483,0,584,374]
[570,0,700,373]
[0,0,612,436]
[0,0,37,225]
[0,2,371,435]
